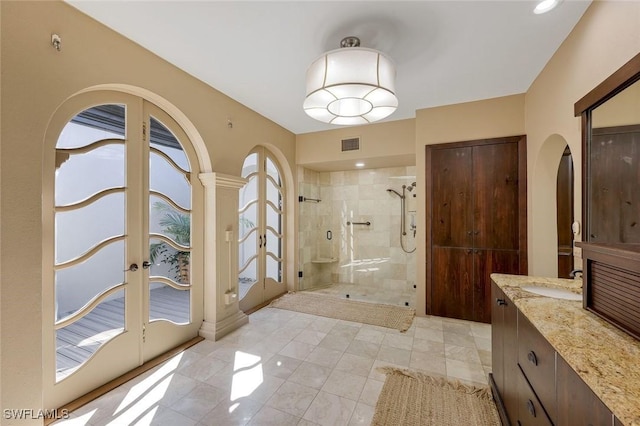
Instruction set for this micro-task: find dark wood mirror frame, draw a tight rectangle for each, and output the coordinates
[574,52,640,342]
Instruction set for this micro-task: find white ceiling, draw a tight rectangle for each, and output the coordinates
[67,0,591,135]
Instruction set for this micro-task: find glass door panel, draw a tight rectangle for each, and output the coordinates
[53,104,127,382]
[238,147,286,311]
[148,116,192,325]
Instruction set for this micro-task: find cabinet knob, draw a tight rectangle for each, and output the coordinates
[527,399,536,417]
[496,298,506,306]
[527,351,538,366]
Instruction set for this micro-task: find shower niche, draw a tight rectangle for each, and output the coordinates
[298,165,417,307]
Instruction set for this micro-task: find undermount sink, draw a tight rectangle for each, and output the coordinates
[521,285,582,301]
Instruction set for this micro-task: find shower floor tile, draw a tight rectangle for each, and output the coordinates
[306,283,415,308]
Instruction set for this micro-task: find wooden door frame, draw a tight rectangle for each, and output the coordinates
[425,136,527,316]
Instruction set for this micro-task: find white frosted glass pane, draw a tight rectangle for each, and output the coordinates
[331,116,368,126]
[149,151,191,210]
[364,88,398,107]
[266,179,282,207]
[56,105,125,149]
[241,153,258,178]
[239,203,258,239]
[266,229,282,258]
[327,84,375,100]
[56,192,124,263]
[239,230,257,267]
[150,116,190,171]
[266,255,281,283]
[304,108,336,123]
[239,258,258,284]
[55,144,124,206]
[363,107,397,122]
[149,283,190,324]
[149,197,191,246]
[305,56,327,93]
[266,203,281,234]
[239,176,258,210]
[303,89,336,109]
[266,157,281,184]
[56,289,125,381]
[55,241,125,320]
[325,49,378,86]
[149,238,191,285]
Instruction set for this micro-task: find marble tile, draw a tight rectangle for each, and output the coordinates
[265,381,318,417]
[287,362,332,390]
[414,326,444,343]
[345,339,381,359]
[262,355,302,380]
[409,353,447,377]
[242,374,286,404]
[376,346,411,366]
[246,406,300,426]
[412,338,445,357]
[442,321,473,336]
[381,333,413,351]
[178,355,228,382]
[329,323,361,339]
[446,359,487,385]
[354,327,386,344]
[302,391,356,426]
[294,330,328,346]
[170,383,227,421]
[478,349,492,367]
[304,346,343,368]
[318,334,352,352]
[474,336,492,352]
[358,378,384,406]
[334,353,375,377]
[413,316,443,330]
[349,402,376,426]
[321,370,367,400]
[443,332,477,348]
[470,323,492,339]
[279,340,315,361]
[143,406,199,426]
[199,397,263,426]
[368,360,406,381]
[444,344,482,364]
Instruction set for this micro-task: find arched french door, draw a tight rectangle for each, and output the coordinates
[238,147,286,312]
[43,91,204,408]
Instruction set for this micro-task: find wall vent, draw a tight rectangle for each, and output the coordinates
[341,137,360,152]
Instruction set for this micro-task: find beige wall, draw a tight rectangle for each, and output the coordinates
[525,0,640,277]
[414,94,526,317]
[296,118,415,171]
[0,1,295,421]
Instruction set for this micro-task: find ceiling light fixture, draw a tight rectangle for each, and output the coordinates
[534,0,562,14]
[303,36,398,126]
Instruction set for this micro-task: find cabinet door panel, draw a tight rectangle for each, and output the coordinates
[473,142,520,250]
[431,147,473,248]
[557,354,613,426]
[432,247,474,320]
[517,367,553,426]
[474,250,519,323]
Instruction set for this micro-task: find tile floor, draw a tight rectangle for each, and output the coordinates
[55,307,491,426]
[307,283,416,309]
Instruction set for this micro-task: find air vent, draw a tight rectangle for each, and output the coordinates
[341,137,360,152]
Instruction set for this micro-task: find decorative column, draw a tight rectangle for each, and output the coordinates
[198,172,249,340]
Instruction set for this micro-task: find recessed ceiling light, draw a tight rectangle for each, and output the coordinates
[534,0,562,14]
[355,162,365,168]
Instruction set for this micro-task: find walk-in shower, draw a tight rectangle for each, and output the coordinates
[387,182,417,253]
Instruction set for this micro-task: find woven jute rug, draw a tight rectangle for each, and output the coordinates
[268,292,414,332]
[373,368,501,426]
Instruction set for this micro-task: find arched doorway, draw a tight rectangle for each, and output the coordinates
[238,146,287,312]
[556,145,575,278]
[43,91,205,408]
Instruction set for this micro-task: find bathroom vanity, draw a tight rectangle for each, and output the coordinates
[489,274,640,426]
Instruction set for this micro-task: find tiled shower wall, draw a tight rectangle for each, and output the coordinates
[298,165,417,295]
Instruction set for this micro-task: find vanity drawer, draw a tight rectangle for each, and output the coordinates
[517,366,553,426]
[518,311,556,422]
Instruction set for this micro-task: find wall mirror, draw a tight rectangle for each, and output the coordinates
[575,52,640,244]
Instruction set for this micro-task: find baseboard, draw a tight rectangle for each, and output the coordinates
[213,310,249,340]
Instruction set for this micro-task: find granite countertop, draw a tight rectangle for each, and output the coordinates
[491,273,640,426]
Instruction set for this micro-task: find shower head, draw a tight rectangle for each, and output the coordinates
[387,188,403,198]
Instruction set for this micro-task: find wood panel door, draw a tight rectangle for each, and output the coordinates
[557,146,574,278]
[426,136,526,323]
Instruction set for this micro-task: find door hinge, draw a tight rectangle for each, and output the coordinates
[142,323,146,342]
[142,122,147,141]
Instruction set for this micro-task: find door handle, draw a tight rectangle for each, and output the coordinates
[527,351,538,366]
[496,298,506,306]
[125,263,139,272]
[259,235,263,248]
[142,261,152,269]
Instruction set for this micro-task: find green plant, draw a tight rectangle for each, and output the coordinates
[150,202,190,283]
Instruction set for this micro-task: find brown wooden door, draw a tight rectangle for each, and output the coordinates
[472,142,520,250]
[474,250,519,323]
[557,146,574,278]
[432,247,474,321]
[431,147,473,248]
[426,136,526,323]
